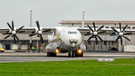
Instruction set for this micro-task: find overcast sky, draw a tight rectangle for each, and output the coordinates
[0,0,135,27]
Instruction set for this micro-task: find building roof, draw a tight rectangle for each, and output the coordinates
[60,20,135,25]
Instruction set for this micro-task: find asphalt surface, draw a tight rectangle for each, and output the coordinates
[0,52,135,63]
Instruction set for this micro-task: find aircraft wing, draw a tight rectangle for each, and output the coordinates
[78,25,135,46]
[78,27,135,35]
[0,27,56,35]
[19,27,56,35]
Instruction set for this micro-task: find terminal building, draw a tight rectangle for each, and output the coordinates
[0,20,135,52]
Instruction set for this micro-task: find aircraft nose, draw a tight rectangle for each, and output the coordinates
[69,37,78,44]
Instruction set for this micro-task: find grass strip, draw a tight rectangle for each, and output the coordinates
[0,58,135,76]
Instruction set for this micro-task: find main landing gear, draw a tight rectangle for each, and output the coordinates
[68,51,83,57]
[47,52,56,57]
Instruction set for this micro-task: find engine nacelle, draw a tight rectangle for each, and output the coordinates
[35,27,42,33]
[79,43,86,52]
[45,42,59,53]
[9,27,16,32]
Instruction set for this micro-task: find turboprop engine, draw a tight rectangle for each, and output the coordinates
[45,42,59,53]
[78,43,86,52]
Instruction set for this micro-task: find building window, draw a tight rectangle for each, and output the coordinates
[105,26,109,28]
[104,41,107,45]
[127,27,130,29]
[133,27,135,29]
[116,27,119,29]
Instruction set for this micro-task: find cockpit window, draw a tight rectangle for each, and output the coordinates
[68,31,77,34]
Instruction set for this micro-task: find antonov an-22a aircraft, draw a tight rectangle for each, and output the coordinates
[0,20,134,57]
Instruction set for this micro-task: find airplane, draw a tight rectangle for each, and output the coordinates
[0,20,134,57]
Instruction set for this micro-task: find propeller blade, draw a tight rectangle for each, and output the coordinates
[124,33,133,35]
[36,21,40,30]
[120,36,123,46]
[88,35,94,41]
[14,35,19,41]
[29,33,37,37]
[43,29,51,32]
[12,21,14,30]
[97,35,103,42]
[40,35,44,44]
[93,22,96,31]
[7,22,12,30]
[18,31,25,33]
[13,36,16,44]
[114,36,120,43]
[119,23,121,31]
[97,25,104,32]
[122,25,128,32]
[123,35,130,41]
[16,26,24,33]
[98,31,106,34]
[111,27,119,34]
[87,25,94,32]
[95,36,98,45]
[2,33,11,35]
[4,34,11,39]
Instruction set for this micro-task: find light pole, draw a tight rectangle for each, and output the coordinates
[30,10,32,51]
[82,11,85,27]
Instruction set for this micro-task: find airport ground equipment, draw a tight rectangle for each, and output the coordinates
[124,45,135,52]
[97,58,114,62]
[0,48,4,53]
[109,47,118,52]
[11,44,18,52]
[0,43,4,53]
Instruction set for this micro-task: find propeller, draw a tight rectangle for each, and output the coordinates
[2,20,24,44]
[110,23,133,46]
[85,22,105,45]
[29,20,52,44]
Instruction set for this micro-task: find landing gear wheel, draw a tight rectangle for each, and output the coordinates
[75,52,83,57]
[47,52,56,57]
[72,52,75,57]
[68,52,71,57]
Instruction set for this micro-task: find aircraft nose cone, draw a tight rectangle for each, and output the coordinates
[69,37,78,44]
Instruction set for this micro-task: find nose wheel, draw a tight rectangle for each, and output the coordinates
[68,51,75,57]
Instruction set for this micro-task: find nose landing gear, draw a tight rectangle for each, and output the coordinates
[68,51,75,57]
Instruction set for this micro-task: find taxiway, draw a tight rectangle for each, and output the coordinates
[0,52,135,63]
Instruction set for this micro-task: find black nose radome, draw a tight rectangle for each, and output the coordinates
[69,39,78,44]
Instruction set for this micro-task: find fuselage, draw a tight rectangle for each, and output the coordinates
[47,27,83,52]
